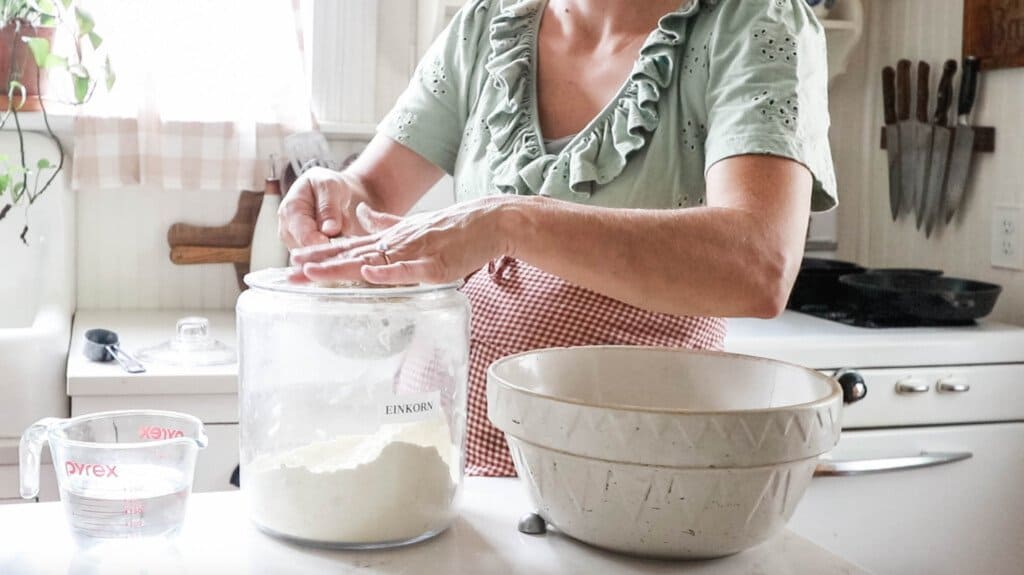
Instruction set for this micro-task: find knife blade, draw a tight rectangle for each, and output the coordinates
[912,61,931,230]
[923,59,958,237]
[882,66,901,221]
[943,56,981,225]
[896,60,915,219]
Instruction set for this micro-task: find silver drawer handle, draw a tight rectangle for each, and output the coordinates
[895,380,930,394]
[815,451,973,477]
[937,380,971,393]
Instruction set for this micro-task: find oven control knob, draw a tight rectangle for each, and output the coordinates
[834,369,867,404]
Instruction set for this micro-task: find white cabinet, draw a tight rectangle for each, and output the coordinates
[194,424,240,493]
[822,0,865,85]
[790,423,1024,575]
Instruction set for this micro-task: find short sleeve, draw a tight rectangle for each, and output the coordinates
[377,0,493,175]
[702,0,837,212]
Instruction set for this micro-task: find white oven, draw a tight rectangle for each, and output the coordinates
[726,313,1024,575]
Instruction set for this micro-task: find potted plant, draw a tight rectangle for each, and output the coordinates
[0,0,113,243]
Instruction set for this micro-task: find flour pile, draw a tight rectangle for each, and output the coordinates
[246,417,456,544]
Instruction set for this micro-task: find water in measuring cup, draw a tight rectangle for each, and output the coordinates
[61,464,190,546]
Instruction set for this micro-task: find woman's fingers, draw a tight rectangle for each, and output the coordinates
[300,257,369,283]
[290,242,346,265]
[290,234,384,265]
[309,168,346,236]
[287,215,330,248]
[361,258,447,285]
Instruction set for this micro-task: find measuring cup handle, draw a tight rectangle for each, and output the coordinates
[20,418,60,499]
[108,343,147,373]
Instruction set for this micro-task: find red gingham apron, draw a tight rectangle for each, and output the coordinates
[463,257,727,476]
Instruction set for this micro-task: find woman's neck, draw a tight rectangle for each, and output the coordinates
[545,0,682,48]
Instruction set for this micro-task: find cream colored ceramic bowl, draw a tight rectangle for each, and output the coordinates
[487,346,842,559]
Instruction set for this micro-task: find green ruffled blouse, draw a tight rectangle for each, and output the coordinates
[378,0,837,212]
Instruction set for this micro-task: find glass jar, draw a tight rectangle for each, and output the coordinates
[236,269,470,549]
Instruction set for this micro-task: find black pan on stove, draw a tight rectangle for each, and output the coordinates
[864,268,943,277]
[838,272,1002,323]
[787,258,866,309]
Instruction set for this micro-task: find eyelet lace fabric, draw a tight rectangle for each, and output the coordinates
[376,0,836,212]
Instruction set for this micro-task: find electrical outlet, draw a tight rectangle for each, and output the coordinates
[992,205,1024,270]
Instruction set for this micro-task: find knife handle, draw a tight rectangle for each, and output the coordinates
[897,60,912,121]
[958,56,980,119]
[933,59,958,126]
[882,67,897,125]
[915,61,931,123]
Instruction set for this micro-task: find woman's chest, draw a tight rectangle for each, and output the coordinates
[534,40,643,140]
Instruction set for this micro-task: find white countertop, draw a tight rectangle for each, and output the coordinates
[726,313,1024,369]
[69,309,1024,402]
[0,477,868,575]
[67,310,238,397]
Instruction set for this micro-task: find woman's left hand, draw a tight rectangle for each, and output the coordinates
[289,197,514,285]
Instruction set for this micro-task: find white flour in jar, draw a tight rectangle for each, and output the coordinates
[246,417,456,544]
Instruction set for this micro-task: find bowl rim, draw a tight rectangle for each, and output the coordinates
[487,345,842,416]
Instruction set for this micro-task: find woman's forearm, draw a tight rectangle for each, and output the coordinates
[346,135,446,217]
[500,197,805,319]
[499,156,813,318]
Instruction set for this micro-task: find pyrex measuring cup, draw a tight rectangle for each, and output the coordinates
[20,410,208,546]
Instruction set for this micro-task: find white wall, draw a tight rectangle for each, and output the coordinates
[75,2,424,311]
[830,0,1024,324]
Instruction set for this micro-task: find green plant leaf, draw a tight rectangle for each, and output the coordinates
[21,36,52,68]
[87,31,102,50]
[60,0,72,9]
[72,75,89,103]
[74,6,95,36]
[36,158,52,170]
[30,0,58,16]
[104,55,115,91]
[39,14,57,26]
[44,53,67,69]
[0,173,9,195]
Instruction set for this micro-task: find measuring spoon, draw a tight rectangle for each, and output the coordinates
[83,328,147,373]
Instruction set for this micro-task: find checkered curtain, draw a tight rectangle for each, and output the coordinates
[71,0,313,191]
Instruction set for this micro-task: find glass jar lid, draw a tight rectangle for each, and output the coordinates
[243,267,462,298]
[136,316,236,367]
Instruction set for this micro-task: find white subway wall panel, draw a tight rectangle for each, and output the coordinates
[76,186,241,310]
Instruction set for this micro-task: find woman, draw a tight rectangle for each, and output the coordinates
[280,0,836,476]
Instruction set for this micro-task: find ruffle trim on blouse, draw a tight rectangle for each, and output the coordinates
[483,0,706,198]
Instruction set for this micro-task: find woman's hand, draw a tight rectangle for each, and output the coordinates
[277,167,371,249]
[289,197,514,285]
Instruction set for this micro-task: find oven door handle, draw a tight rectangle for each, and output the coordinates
[814,451,973,477]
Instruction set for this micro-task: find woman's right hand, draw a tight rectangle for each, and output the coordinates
[277,167,369,249]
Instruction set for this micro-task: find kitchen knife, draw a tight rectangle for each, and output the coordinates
[896,60,915,219]
[923,59,958,237]
[912,61,931,229]
[943,56,981,225]
[882,66,901,221]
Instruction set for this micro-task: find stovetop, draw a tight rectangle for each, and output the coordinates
[724,311,1024,370]
[792,303,975,328]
